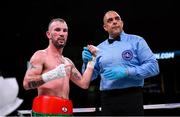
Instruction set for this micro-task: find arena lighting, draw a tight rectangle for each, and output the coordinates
[154,50,180,59]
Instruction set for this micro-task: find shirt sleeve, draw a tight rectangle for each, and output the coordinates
[127,38,160,79]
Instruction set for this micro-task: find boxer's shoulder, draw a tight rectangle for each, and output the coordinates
[30,50,47,63]
[32,50,47,58]
[63,57,73,65]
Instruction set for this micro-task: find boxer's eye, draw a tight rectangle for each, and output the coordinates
[63,28,68,32]
[55,28,61,31]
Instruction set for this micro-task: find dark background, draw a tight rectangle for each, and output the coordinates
[1,0,180,115]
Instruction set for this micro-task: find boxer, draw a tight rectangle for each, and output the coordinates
[23,18,96,116]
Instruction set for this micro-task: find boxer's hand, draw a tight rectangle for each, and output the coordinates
[87,45,99,57]
[42,64,66,82]
[82,47,93,63]
[102,66,128,80]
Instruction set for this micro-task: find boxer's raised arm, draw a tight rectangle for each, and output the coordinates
[65,57,94,89]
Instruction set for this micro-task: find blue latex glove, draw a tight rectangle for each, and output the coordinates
[82,47,93,63]
[102,66,128,80]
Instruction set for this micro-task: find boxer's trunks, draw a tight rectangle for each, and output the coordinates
[32,95,73,116]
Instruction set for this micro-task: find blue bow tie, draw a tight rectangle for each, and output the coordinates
[108,35,121,44]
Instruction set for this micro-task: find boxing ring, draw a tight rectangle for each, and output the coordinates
[17,102,180,116]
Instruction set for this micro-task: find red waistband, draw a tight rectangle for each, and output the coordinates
[32,95,73,114]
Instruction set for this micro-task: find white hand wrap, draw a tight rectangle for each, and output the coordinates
[42,64,66,82]
[87,56,96,69]
[93,46,99,56]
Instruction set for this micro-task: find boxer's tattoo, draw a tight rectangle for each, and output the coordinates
[28,80,44,89]
[66,67,71,73]
[72,72,81,80]
[28,63,37,69]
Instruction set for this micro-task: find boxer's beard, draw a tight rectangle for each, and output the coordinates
[52,39,66,49]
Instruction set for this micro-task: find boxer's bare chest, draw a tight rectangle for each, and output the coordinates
[42,53,72,77]
[44,54,65,69]
[39,54,71,91]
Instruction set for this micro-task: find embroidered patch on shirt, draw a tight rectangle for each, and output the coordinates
[122,50,133,61]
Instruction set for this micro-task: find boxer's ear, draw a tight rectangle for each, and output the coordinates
[46,31,51,40]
